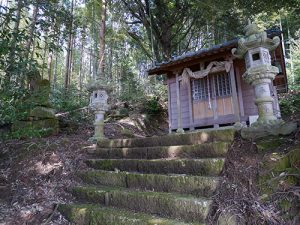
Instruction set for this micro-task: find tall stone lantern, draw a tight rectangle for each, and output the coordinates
[87,80,111,141]
[232,22,280,124]
[232,22,296,138]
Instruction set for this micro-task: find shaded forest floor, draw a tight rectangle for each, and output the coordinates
[0,131,91,225]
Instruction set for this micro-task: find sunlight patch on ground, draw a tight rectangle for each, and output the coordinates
[34,153,63,175]
[82,144,97,151]
[200,132,209,142]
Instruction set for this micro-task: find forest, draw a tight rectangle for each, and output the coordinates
[0,0,300,131]
[0,0,300,225]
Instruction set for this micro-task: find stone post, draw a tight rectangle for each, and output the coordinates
[232,22,296,138]
[87,80,110,141]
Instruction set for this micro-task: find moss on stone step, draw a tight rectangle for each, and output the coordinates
[11,118,59,138]
[256,136,285,152]
[78,170,219,197]
[29,106,56,119]
[72,186,211,223]
[259,145,300,194]
[90,142,230,160]
[97,129,235,148]
[58,204,204,225]
[86,158,225,176]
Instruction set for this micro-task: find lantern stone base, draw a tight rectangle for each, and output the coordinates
[241,120,297,140]
[176,128,185,134]
[94,120,105,139]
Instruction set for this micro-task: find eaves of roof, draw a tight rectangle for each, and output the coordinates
[147,28,282,75]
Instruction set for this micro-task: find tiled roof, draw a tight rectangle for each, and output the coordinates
[148,28,282,75]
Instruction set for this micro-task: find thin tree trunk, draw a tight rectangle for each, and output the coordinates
[6,0,23,81]
[92,3,98,79]
[42,33,48,79]
[97,0,107,79]
[69,34,75,86]
[64,0,74,89]
[89,37,93,79]
[79,27,86,93]
[47,51,53,82]
[30,36,36,62]
[53,51,59,89]
[108,43,113,80]
[25,1,39,61]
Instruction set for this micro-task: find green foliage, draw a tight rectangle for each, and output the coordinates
[119,108,129,116]
[0,84,31,126]
[143,97,164,117]
[0,127,54,141]
[279,91,300,119]
[119,70,144,102]
[50,85,89,112]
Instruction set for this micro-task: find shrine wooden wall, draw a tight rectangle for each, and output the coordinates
[166,44,286,131]
[168,76,190,130]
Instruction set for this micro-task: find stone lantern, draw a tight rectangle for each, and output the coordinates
[232,22,280,124]
[232,22,296,138]
[87,80,111,141]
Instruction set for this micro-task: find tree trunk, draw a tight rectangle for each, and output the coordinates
[79,27,86,93]
[97,0,107,79]
[89,38,93,79]
[64,0,74,89]
[25,1,39,61]
[69,34,75,86]
[108,42,113,80]
[6,0,23,82]
[42,33,48,79]
[92,3,98,79]
[47,51,53,82]
[53,51,59,89]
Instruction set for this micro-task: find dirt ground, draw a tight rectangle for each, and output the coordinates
[0,131,90,225]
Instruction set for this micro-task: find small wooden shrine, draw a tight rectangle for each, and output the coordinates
[148,27,287,132]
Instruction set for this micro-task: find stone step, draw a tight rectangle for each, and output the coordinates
[72,186,212,223]
[78,170,220,197]
[58,204,204,225]
[97,129,235,148]
[86,158,225,176]
[88,142,229,159]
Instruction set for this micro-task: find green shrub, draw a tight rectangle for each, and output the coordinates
[119,108,129,116]
[279,91,300,119]
[50,85,89,113]
[0,84,30,126]
[0,127,54,141]
[143,97,163,117]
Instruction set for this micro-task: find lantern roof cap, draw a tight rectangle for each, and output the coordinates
[231,22,280,59]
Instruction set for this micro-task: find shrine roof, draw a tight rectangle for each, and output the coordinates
[147,28,282,75]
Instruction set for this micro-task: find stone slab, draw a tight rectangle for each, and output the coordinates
[86,158,225,176]
[78,170,220,197]
[58,204,204,225]
[72,186,211,223]
[90,142,230,159]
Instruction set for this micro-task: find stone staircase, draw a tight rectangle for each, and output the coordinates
[59,129,235,225]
